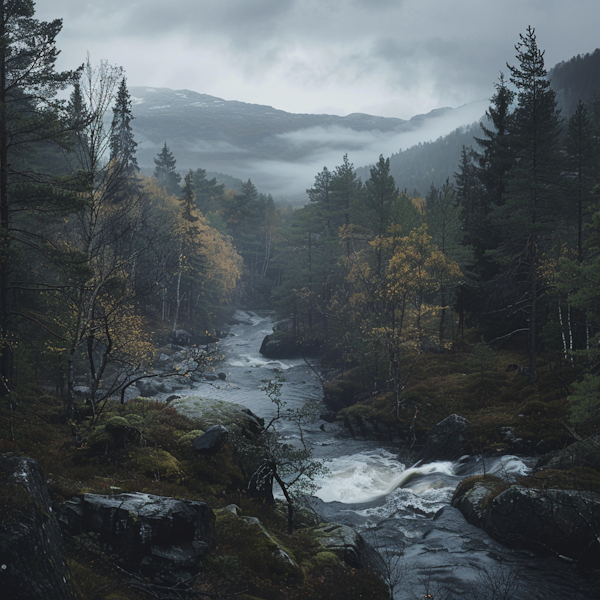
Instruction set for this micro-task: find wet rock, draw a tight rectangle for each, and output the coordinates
[172,329,192,346]
[177,397,264,441]
[59,492,215,584]
[320,410,338,423]
[452,480,600,564]
[216,507,299,575]
[259,333,320,359]
[193,425,229,455]
[451,476,506,528]
[485,486,600,563]
[217,372,227,381]
[0,455,74,600]
[418,414,468,463]
[312,523,380,570]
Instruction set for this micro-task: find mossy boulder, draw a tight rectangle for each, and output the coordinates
[452,475,600,564]
[311,522,380,570]
[214,510,302,583]
[126,447,182,481]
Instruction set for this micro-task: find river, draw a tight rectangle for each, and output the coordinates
[178,310,596,599]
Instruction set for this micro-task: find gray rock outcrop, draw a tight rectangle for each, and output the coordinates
[312,522,380,570]
[452,478,600,563]
[193,425,229,455]
[418,414,468,463]
[59,492,216,584]
[0,455,74,600]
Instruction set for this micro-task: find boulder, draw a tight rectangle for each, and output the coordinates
[193,425,229,455]
[418,414,468,463]
[0,455,74,600]
[452,479,600,563]
[450,476,507,528]
[215,506,300,576]
[172,329,192,346]
[59,492,215,584]
[319,410,338,423]
[312,522,380,570]
[177,397,264,441]
[259,333,320,359]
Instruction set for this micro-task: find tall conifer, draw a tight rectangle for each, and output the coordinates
[491,27,563,383]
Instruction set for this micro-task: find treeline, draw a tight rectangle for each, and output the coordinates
[241,27,600,431]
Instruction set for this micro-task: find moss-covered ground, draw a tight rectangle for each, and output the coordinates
[332,332,579,454]
[0,389,389,600]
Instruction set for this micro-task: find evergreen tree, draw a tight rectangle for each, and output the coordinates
[475,73,516,208]
[491,27,563,383]
[564,100,596,263]
[153,142,181,195]
[364,155,399,276]
[193,168,225,215]
[331,154,361,256]
[0,0,80,393]
[181,170,198,223]
[110,77,138,176]
[307,166,333,236]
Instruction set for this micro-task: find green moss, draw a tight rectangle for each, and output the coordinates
[452,474,507,506]
[126,447,181,481]
[313,551,340,568]
[520,467,600,493]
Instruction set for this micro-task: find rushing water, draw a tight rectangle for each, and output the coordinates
[178,310,596,599]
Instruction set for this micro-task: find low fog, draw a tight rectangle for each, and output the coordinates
[136,98,488,201]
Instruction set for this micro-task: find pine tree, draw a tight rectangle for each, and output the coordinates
[0,0,80,393]
[331,154,361,256]
[491,27,563,383]
[110,77,138,176]
[307,166,333,236]
[564,100,596,263]
[153,142,181,195]
[193,168,224,215]
[475,73,516,208]
[364,155,399,276]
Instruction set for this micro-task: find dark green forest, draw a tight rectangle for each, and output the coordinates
[3,0,600,466]
[4,1,600,597]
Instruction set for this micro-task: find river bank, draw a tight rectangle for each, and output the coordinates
[170,310,598,599]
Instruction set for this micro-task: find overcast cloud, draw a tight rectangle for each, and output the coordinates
[36,0,600,119]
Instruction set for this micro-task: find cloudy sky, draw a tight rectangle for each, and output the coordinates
[37,0,600,120]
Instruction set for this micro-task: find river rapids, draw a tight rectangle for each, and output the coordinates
[176,310,596,599]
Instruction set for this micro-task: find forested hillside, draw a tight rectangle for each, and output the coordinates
[4,1,600,596]
[374,47,600,197]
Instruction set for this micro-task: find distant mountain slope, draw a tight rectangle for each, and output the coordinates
[357,124,480,196]
[129,86,483,199]
[370,50,600,196]
[549,49,600,116]
[131,86,407,165]
[130,44,599,200]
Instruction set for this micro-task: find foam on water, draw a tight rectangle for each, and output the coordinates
[231,310,266,326]
[227,354,295,370]
[313,449,406,503]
